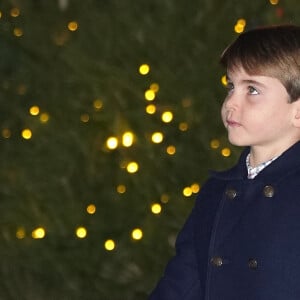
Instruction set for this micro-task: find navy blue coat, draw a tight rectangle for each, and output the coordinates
[150,141,300,300]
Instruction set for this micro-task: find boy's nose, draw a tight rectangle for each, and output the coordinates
[224,93,239,110]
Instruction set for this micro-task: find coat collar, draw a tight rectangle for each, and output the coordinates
[211,141,300,182]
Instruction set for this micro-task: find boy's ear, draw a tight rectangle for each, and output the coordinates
[293,100,300,127]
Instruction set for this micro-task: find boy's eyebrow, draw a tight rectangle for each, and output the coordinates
[226,75,266,88]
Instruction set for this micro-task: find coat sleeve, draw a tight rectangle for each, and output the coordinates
[148,207,203,300]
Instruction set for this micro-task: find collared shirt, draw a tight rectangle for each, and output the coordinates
[246,154,278,179]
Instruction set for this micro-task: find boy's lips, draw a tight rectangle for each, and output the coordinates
[226,119,241,127]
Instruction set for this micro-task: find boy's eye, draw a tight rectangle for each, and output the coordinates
[226,82,234,92]
[248,86,259,95]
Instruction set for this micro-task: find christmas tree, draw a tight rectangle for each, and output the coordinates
[0,0,298,299]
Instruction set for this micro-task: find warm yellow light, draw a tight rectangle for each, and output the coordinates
[16,227,26,239]
[0,11,2,19]
[234,19,246,34]
[106,136,118,149]
[144,89,156,101]
[221,147,231,157]
[269,0,279,5]
[237,18,246,26]
[68,21,78,31]
[117,184,126,194]
[151,132,163,143]
[191,183,200,193]
[32,227,46,239]
[161,111,173,123]
[210,139,220,149]
[151,203,162,214]
[2,128,11,139]
[76,227,87,238]
[80,113,90,123]
[86,204,96,214]
[40,113,50,123]
[10,7,20,17]
[150,83,159,92]
[22,129,32,140]
[183,187,193,197]
[221,75,227,86]
[104,239,116,251]
[166,145,176,155]
[139,64,150,75]
[131,228,143,240]
[93,99,103,110]
[122,131,134,147]
[29,106,40,116]
[127,162,139,173]
[179,122,188,131]
[146,104,156,114]
[13,27,23,37]
[161,193,169,203]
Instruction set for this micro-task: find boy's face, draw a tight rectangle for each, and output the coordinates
[221,66,300,155]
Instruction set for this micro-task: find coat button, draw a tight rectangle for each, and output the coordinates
[210,256,223,267]
[225,188,237,200]
[248,258,258,270]
[263,185,275,198]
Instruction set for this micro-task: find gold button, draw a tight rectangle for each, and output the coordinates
[225,188,237,200]
[210,256,223,267]
[248,258,258,270]
[263,185,275,198]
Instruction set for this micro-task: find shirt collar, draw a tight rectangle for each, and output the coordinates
[246,154,278,179]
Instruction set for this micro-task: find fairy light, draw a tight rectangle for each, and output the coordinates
[234,18,246,33]
[269,0,279,4]
[117,184,126,194]
[86,204,96,214]
[210,139,220,149]
[40,113,50,123]
[29,106,40,116]
[221,147,231,157]
[150,83,159,92]
[179,122,188,131]
[221,75,227,86]
[144,89,155,101]
[10,7,20,17]
[104,239,116,251]
[151,203,162,215]
[80,113,90,123]
[191,183,200,193]
[93,99,103,110]
[76,227,87,238]
[183,187,193,197]
[68,21,78,31]
[106,137,118,150]
[16,227,26,239]
[166,145,176,155]
[22,129,32,140]
[2,128,11,139]
[151,132,163,143]
[13,27,23,37]
[139,64,150,75]
[146,104,156,114]
[32,227,46,239]
[161,111,173,123]
[131,228,143,240]
[126,162,139,173]
[122,131,134,147]
[160,193,169,204]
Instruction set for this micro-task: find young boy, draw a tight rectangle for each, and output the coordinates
[149,24,300,300]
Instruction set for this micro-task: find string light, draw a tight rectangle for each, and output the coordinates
[13,27,23,37]
[179,122,188,131]
[191,183,200,193]
[32,227,46,239]
[269,0,279,4]
[122,131,134,147]
[117,184,126,194]
[139,64,150,75]
[86,204,96,214]
[2,128,11,139]
[126,162,139,173]
[210,139,220,149]
[22,129,32,140]
[151,132,163,143]
[76,227,87,238]
[80,113,90,123]
[68,21,78,31]
[161,111,173,123]
[131,228,143,240]
[106,136,118,150]
[183,187,193,197]
[150,83,159,92]
[160,193,169,204]
[144,89,156,101]
[40,113,50,123]
[234,18,246,33]
[221,75,227,86]
[10,7,20,17]
[29,106,40,116]
[221,147,231,157]
[151,203,162,214]
[104,239,116,251]
[93,99,103,110]
[145,104,156,114]
[166,145,176,155]
[16,227,26,239]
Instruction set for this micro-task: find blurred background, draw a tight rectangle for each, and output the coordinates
[0,0,299,299]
